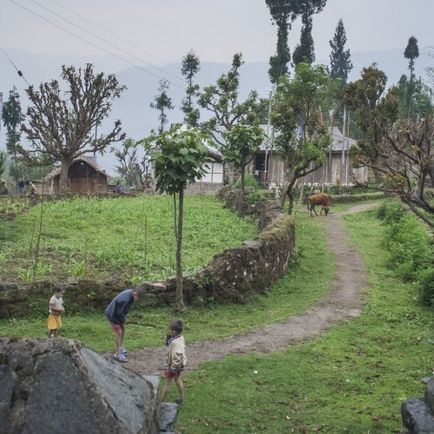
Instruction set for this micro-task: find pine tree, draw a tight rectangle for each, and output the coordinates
[150,80,174,134]
[293,17,315,66]
[180,50,200,127]
[404,36,419,82]
[329,19,353,83]
[1,87,25,156]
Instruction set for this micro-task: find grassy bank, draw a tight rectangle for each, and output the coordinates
[0,211,333,351]
[176,208,434,433]
[0,195,257,283]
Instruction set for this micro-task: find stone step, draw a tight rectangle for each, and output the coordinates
[159,402,179,433]
[425,378,434,414]
[401,398,434,433]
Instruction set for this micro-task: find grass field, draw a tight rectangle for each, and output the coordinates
[0,195,257,284]
[176,208,434,433]
[0,209,333,351]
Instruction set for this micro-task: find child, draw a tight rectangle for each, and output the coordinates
[105,288,145,362]
[160,319,187,405]
[47,286,65,337]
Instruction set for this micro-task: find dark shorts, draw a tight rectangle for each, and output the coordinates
[164,369,183,379]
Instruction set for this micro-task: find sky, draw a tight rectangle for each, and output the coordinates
[1,0,433,176]
[1,0,433,68]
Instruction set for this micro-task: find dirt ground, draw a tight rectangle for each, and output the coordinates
[125,203,378,375]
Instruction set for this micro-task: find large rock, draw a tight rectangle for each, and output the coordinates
[402,398,434,433]
[0,338,161,434]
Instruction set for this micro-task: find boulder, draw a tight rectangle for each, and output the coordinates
[402,398,434,434]
[0,338,161,434]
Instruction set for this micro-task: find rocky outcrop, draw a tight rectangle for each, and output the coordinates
[402,378,434,433]
[0,338,178,434]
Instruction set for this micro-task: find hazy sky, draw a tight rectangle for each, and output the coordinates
[1,0,434,67]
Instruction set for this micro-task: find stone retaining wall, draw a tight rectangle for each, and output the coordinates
[0,188,295,316]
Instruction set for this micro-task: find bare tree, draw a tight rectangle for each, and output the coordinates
[20,64,125,190]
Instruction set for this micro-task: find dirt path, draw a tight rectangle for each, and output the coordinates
[126,203,378,375]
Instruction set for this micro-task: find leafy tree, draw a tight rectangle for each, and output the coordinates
[0,151,6,178]
[223,124,264,215]
[404,36,419,82]
[265,0,327,84]
[2,87,25,156]
[19,64,125,191]
[272,62,333,213]
[293,16,315,66]
[346,65,434,227]
[197,53,261,144]
[181,50,201,127]
[149,125,209,310]
[150,79,174,133]
[329,19,353,83]
[114,138,151,188]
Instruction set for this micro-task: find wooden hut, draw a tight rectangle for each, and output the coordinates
[43,157,108,194]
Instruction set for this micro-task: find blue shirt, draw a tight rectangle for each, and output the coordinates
[105,289,134,325]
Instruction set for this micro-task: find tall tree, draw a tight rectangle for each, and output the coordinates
[272,62,333,213]
[223,124,264,215]
[150,79,174,133]
[2,87,25,156]
[20,64,125,190]
[265,0,327,84]
[0,151,6,178]
[148,125,209,311]
[181,50,201,127]
[197,53,261,145]
[346,65,434,228]
[292,17,315,66]
[329,19,353,83]
[404,36,419,82]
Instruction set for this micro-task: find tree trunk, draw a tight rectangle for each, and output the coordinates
[238,164,246,217]
[175,189,185,311]
[286,178,296,215]
[59,158,72,192]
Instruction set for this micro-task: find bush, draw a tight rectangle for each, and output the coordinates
[420,268,434,307]
[376,200,406,224]
[233,174,259,190]
[383,214,432,281]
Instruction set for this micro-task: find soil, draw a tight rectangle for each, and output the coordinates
[125,203,378,375]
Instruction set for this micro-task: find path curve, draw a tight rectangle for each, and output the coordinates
[126,203,377,375]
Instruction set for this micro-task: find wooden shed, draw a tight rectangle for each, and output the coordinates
[43,157,108,194]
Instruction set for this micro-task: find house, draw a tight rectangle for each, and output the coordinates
[42,157,108,194]
[252,126,368,187]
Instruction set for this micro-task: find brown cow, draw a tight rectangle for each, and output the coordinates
[307,193,332,217]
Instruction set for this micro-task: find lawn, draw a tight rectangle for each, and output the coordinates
[176,208,434,433]
[0,208,334,351]
[0,195,257,283]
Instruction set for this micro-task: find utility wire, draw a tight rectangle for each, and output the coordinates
[27,0,184,84]
[9,0,184,89]
[48,0,181,74]
[0,43,31,86]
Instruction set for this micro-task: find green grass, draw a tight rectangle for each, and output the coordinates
[176,208,434,433]
[0,195,257,283]
[0,211,334,351]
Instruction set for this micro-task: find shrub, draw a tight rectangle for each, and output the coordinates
[233,174,259,190]
[376,200,406,224]
[420,268,434,307]
[383,214,432,281]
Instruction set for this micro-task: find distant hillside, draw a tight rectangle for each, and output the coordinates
[1,48,432,174]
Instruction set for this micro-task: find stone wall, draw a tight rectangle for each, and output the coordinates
[0,188,295,316]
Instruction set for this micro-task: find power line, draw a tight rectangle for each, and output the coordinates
[0,44,31,86]
[27,0,184,84]
[48,0,181,74]
[9,0,184,89]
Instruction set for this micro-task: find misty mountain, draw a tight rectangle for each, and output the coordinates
[1,47,432,175]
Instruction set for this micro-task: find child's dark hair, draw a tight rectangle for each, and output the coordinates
[54,285,65,294]
[170,319,183,334]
